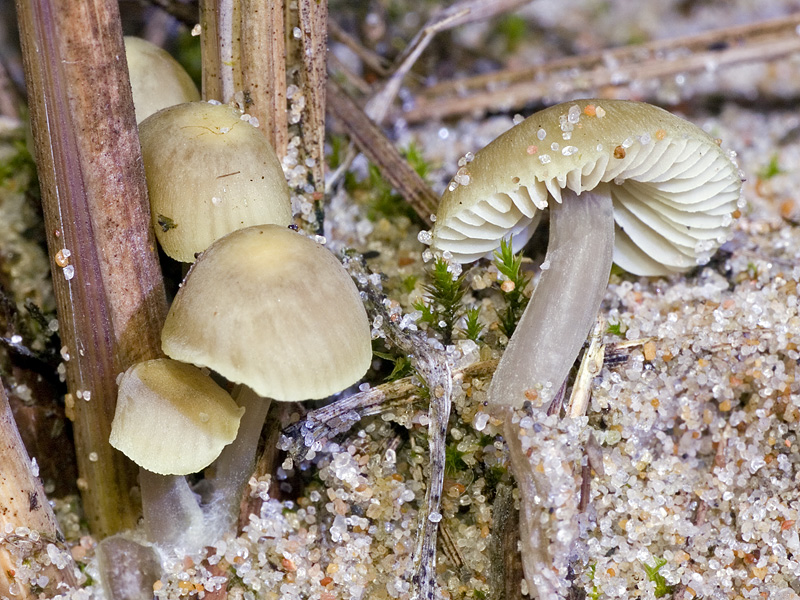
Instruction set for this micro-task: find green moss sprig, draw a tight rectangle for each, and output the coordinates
[493,238,530,337]
[414,257,466,345]
[643,556,673,598]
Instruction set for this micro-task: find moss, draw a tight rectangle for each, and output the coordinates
[493,238,530,337]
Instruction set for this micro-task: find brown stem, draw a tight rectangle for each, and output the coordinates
[240,0,289,159]
[400,13,800,122]
[16,0,168,535]
[327,80,437,226]
[296,0,328,197]
[0,380,77,596]
[201,0,289,159]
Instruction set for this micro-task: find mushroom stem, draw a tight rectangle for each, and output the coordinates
[489,185,615,410]
[489,186,614,595]
[140,469,205,549]
[205,385,271,526]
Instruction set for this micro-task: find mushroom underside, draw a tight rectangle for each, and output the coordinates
[434,134,740,273]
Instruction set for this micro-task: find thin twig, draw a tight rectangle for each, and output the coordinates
[399,13,800,122]
[328,19,389,78]
[284,359,497,461]
[327,79,438,226]
[16,0,168,535]
[365,0,531,124]
[342,257,453,600]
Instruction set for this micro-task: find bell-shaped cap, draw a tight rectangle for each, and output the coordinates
[124,37,200,124]
[110,358,244,475]
[433,99,743,276]
[139,102,292,262]
[161,225,372,401]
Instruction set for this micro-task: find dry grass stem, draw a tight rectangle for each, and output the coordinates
[401,13,800,122]
[200,0,290,160]
[327,79,438,226]
[241,0,288,157]
[16,0,168,535]
[0,381,76,597]
[365,0,530,124]
[297,0,329,195]
[328,19,390,77]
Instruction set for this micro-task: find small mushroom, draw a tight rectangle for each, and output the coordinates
[431,99,742,594]
[109,358,243,476]
[124,36,200,124]
[161,224,372,401]
[433,99,742,409]
[138,101,292,262]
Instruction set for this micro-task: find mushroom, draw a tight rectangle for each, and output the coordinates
[108,358,244,549]
[158,223,372,541]
[431,99,742,594]
[124,36,200,124]
[109,358,243,477]
[138,101,292,263]
[432,99,742,409]
[161,224,372,401]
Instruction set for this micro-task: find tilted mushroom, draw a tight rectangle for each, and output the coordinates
[124,36,200,124]
[433,99,742,409]
[109,358,245,550]
[138,101,292,262]
[431,99,743,594]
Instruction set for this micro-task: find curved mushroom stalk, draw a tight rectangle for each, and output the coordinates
[489,186,615,411]
[202,385,272,533]
[489,186,614,595]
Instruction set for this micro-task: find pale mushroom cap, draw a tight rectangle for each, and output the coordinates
[139,102,292,262]
[433,99,743,276]
[110,358,244,476]
[124,37,200,124]
[161,225,372,401]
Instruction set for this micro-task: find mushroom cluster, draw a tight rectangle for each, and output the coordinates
[431,99,743,594]
[109,99,372,552]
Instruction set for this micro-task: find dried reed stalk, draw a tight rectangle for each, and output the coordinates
[16,0,168,535]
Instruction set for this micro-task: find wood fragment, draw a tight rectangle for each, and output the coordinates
[399,14,800,122]
[0,378,77,597]
[16,0,168,535]
[297,0,329,197]
[327,79,438,226]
